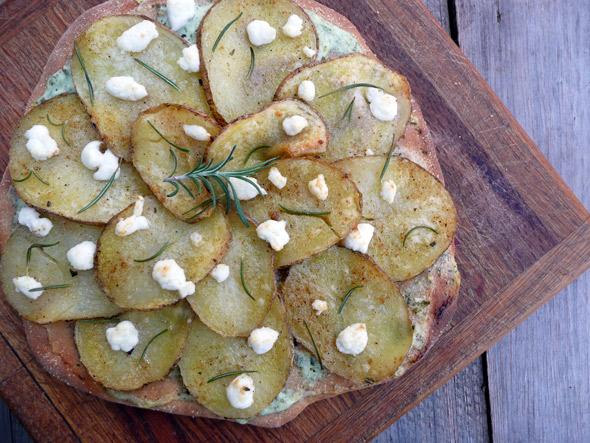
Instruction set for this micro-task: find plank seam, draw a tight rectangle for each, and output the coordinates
[446,0,459,45]
[481,351,495,442]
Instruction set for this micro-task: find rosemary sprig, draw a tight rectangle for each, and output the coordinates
[134,58,179,91]
[240,258,256,301]
[134,241,171,263]
[247,47,255,79]
[342,97,356,123]
[338,286,363,314]
[212,12,243,53]
[167,182,179,198]
[30,284,72,292]
[78,166,119,214]
[78,317,120,323]
[25,242,59,276]
[184,196,223,222]
[319,83,383,99]
[207,370,257,383]
[164,145,279,227]
[243,145,271,165]
[303,320,323,370]
[379,135,396,182]
[74,42,94,106]
[46,115,71,146]
[137,328,169,368]
[14,169,50,186]
[148,120,189,153]
[278,204,331,217]
[402,226,438,248]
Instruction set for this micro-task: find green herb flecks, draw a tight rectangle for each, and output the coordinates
[14,169,50,186]
[46,114,70,146]
[212,12,243,53]
[303,320,323,370]
[77,165,119,214]
[402,226,438,248]
[319,83,382,99]
[134,58,179,91]
[338,286,363,314]
[243,145,272,165]
[25,242,59,276]
[148,120,190,153]
[342,97,356,123]
[247,47,255,79]
[137,328,169,368]
[278,204,331,217]
[134,241,171,263]
[207,370,257,384]
[240,258,256,301]
[30,284,72,292]
[74,42,94,106]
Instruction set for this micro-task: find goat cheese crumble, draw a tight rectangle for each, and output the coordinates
[228,177,267,200]
[106,77,148,101]
[268,167,287,189]
[81,141,121,181]
[336,323,368,355]
[381,179,397,204]
[190,231,203,247]
[256,220,290,251]
[183,124,210,141]
[18,207,53,237]
[343,223,374,254]
[13,276,43,300]
[117,20,159,52]
[226,374,255,409]
[312,299,328,316]
[210,264,230,283]
[248,327,279,354]
[297,80,316,102]
[366,88,398,121]
[283,14,303,38]
[106,321,139,352]
[247,20,276,46]
[152,259,195,298]
[167,0,196,31]
[282,115,308,136]
[24,125,59,161]
[177,44,200,72]
[66,241,97,271]
[303,46,316,58]
[308,174,329,200]
[115,196,150,236]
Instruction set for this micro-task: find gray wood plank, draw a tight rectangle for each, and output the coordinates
[455,0,590,441]
[0,399,32,443]
[422,0,451,33]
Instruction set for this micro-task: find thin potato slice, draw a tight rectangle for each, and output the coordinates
[198,0,318,123]
[282,246,413,384]
[275,54,412,162]
[96,195,231,310]
[75,301,193,391]
[0,215,122,323]
[131,104,221,222]
[71,16,212,161]
[206,100,328,164]
[187,211,275,337]
[239,158,362,267]
[335,156,457,281]
[179,298,292,419]
[9,94,150,224]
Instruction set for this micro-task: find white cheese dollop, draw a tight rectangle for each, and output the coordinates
[81,141,121,181]
[24,125,59,161]
[115,196,150,236]
[152,259,195,298]
[117,20,159,52]
[248,327,279,354]
[308,174,329,201]
[268,167,287,190]
[210,264,230,283]
[336,323,368,356]
[297,80,315,102]
[190,231,203,247]
[66,241,97,271]
[106,77,148,101]
[343,223,375,254]
[303,46,316,58]
[106,321,139,352]
[381,179,397,204]
[312,299,328,316]
[167,0,196,31]
[13,276,43,300]
[365,148,374,156]
[177,44,200,72]
[228,177,267,201]
[282,115,308,136]
[18,207,53,237]
[247,20,276,46]
[226,374,255,409]
[282,14,303,38]
[256,220,290,251]
[183,124,210,141]
[366,88,398,121]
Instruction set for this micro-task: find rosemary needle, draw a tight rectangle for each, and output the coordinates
[247,47,255,79]
[212,12,243,53]
[134,241,171,263]
[402,226,438,248]
[319,83,383,99]
[207,370,257,383]
[148,120,189,153]
[278,204,331,217]
[77,166,119,214]
[137,329,169,368]
[134,58,179,91]
[338,286,363,314]
[240,258,256,301]
[74,42,94,106]
[303,320,323,370]
[14,169,50,186]
[30,284,72,292]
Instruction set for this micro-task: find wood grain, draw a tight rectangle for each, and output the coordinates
[1,0,589,441]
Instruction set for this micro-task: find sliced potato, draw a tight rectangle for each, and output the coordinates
[198,0,318,123]
[187,211,275,337]
[71,16,212,161]
[179,298,292,419]
[131,104,221,222]
[96,195,231,310]
[8,94,150,224]
[281,246,412,384]
[275,54,412,163]
[334,156,457,281]
[75,301,193,391]
[0,214,122,323]
[239,158,362,267]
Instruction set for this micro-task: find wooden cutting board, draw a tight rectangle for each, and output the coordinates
[1,0,589,441]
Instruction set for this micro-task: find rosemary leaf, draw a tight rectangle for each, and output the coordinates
[379,135,396,182]
[183,196,223,216]
[303,320,323,370]
[134,58,179,91]
[243,145,272,165]
[77,167,119,214]
[167,149,178,178]
[26,242,59,275]
[148,120,189,152]
[134,241,171,263]
[46,114,64,127]
[247,46,255,79]
[31,169,50,186]
[279,204,331,217]
[240,258,256,301]
[402,226,438,248]
[177,179,195,198]
[74,42,94,106]
[212,12,243,53]
[61,123,71,146]
[137,329,169,368]
[78,317,120,323]
[207,370,257,383]
[319,83,383,99]
[167,181,180,198]
[14,169,50,186]
[338,286,363,314]
[342,97,356,123]
[30,284,72,292]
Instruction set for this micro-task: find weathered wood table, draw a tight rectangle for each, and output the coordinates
[1,0,588,441]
